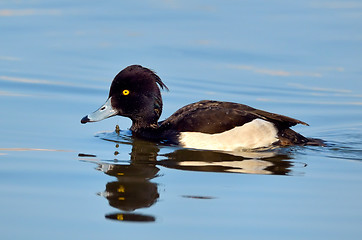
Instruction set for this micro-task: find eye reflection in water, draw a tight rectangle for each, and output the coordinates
[79,129,306,223]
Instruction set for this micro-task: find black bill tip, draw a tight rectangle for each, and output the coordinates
[81,116,90,124]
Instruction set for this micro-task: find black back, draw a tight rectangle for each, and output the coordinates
[159,100,308,134]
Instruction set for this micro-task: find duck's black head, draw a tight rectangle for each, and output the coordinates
[81,65,168,130]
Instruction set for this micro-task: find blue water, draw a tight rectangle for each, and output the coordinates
[1,1,362,239]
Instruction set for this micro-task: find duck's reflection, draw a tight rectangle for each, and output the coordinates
[98,165,159,211]
[91,137,160,223]
[105,212,155,222]
[160,149,294,175]
[80,129,305,223]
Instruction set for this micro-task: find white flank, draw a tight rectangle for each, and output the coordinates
[179,119,278,151]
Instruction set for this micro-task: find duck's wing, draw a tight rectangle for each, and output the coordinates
[160,100,308,134]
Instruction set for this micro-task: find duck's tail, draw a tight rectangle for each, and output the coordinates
[305,137,326,146]
[277,128,325,147]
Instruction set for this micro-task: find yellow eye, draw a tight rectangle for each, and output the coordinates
[122,89,130,95]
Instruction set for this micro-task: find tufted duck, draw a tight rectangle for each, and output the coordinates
[81,65,322,151]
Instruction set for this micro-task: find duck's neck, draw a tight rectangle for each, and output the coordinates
[130,118,161,141]
[130,94,163,137]
[130,118,158,132]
